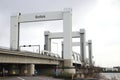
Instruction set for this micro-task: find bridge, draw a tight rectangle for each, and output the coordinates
[0,48,63,76]
[0,8,94,76]
[0,48,62,64]
[0,48,83,76]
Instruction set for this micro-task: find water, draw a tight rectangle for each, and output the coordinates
[101,73,120,80]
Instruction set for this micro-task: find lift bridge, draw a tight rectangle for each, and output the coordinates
[0,8,93,76]
[0,31,92,76]
[0,46,90,76]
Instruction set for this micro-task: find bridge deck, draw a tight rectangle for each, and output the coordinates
[0,48,63,61]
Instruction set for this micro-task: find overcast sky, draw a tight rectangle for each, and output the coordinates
[0,0,120,67]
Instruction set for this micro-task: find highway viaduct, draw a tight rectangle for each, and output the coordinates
[0,48,64,76]
[0,48,83,76]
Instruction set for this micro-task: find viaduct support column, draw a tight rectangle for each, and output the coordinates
[63,9,75,73]
[28,64,35,76]
[88,40,93,66]
[20,64,28,76]
[80,29,86,65]
[20,64,35,76]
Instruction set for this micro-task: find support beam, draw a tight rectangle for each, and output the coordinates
[18,12,63,23]
[63,9,72,59]
[10,16,19,50]
[72,42,88,46]
[20,64,28,75]
[88,40,93,66]
[44,31,51,51]
[80,29,86,64]
[20,64,35,76]
[28,64,35,76]
[63,9,75,73]
[49,31,80,39]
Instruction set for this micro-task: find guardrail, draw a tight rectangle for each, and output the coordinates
[0,48,63,61]
[41,50,60,58]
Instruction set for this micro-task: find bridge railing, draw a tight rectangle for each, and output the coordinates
[72,51,82,62]
[41,50,60,58]
[72,51,89,65]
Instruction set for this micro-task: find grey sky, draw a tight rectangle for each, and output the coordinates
[0,0,120,67]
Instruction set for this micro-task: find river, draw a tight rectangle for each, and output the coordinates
[100,73,120,80]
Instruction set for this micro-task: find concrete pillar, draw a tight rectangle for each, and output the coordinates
[88,40,93,66]
[9,64,19,75]
[28,64,35,76]
[64,59,75,73]
[10,15,20,50]
[63,9,75,73]
[80,29,86,64]
[61,42,75,73]
[20,64,35,76]
[44,31,51,51]
[20,64,28,75]
[63,8,72,59]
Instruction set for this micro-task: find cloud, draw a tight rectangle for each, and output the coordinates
[0,0,120,67]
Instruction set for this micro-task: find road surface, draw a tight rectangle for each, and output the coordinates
[0,76,64,80]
